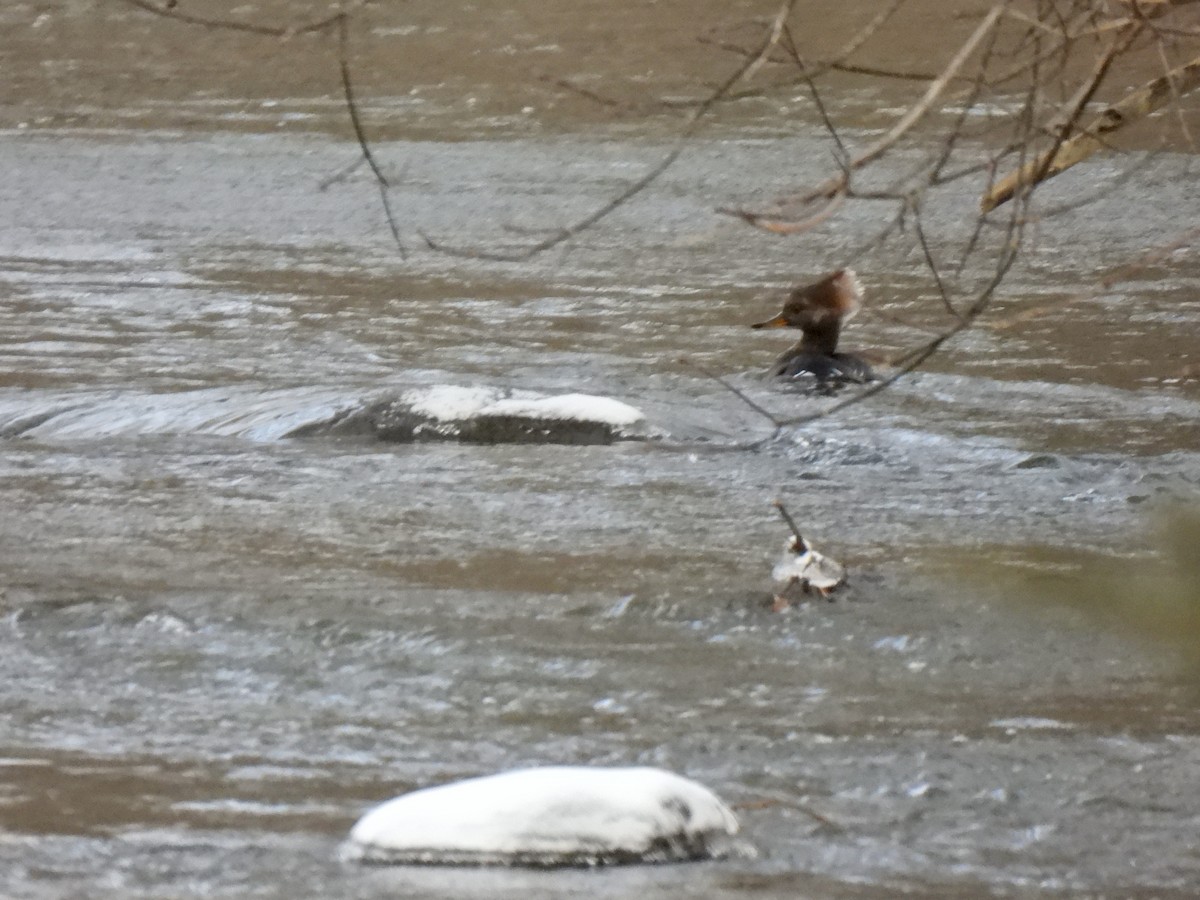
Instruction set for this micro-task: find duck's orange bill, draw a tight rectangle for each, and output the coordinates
[751,313,789,330]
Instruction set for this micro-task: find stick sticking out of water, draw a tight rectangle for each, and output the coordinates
[772,499,809,553]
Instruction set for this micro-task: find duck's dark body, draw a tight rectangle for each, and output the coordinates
[770,350,874,384]
[752,268,875,386]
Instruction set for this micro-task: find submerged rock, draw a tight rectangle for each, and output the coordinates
[291,385,649,446]
[341,766,745,867]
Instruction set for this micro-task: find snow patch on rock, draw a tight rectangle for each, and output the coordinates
[342,766,746,867]
[480,393,645,427]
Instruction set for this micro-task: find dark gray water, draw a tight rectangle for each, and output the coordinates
[3,2,1200,898]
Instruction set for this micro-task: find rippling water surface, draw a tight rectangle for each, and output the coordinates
[2,2,1200,898]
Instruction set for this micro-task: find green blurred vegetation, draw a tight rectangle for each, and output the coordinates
[927,508,1200,671]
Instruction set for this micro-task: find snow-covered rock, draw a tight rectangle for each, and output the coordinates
[479,393,645,428]
[341,766,744,867]
[300,385,650,445]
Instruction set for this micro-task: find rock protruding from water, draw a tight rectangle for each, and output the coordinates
[292,385,649,445]
[341,766,745,867]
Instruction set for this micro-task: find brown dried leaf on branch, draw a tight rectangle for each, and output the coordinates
[724,0,1200,226]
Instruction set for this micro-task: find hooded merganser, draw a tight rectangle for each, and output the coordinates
[751,269,875,384]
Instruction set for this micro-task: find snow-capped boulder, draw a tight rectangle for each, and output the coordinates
[342,766,744,867]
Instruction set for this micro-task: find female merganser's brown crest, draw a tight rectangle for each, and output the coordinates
[751,269,874,385]
[751,269,862,343]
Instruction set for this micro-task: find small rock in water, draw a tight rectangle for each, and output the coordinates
[770,536,847,608]
[1012,453,1060,470]
[341,766,746,867]
[769,500,847,608]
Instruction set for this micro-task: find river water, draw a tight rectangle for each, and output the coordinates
[2,2,1200,898]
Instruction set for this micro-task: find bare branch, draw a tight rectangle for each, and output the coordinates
[728,3,1005,231]
[334,14,406,256]
[698,35,941,81]
[718,191,845,236]
[989,224,1200,330]
[745,0,800,82]
[1155,36,1197,148]
[818,0,911,69]
[982,44,1200,210]
[421,1,806,261]
[911,199,959,321]
[772,499,806,546]
[118,0,365,36]
[678,358,783,446]
[821,4,1004,184]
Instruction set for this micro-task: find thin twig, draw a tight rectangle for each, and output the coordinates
[678,358,783,446]
[319,155,367,191]
[772,499,806,546]
[335,14,406,256]
[729,3,1005,232]
[910,199,959,320]
[118,0,363,36]
[981,23,1186,211]
[745,0,799,82]
[989,224,1200,330]
[766,182,1030,430]
[698,36,940,81]
[420,0,802,262]
[801,0,911,80]
[119,1,404,253]
[718,191,845,236]
[817,3,1003,180]
[782,25,850,164]
[1155,35,1197,148]
[540,75,630,110]
[730,793,845,830]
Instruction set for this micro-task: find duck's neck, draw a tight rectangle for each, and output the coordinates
[797,318,841,355]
